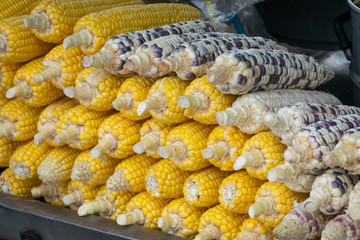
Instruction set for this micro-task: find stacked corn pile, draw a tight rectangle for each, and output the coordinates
[1,1,360,239]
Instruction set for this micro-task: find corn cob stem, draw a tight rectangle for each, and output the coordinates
[78,198,113,217]
[112,95,133,111]
[82,53,105,69]
[32,66,59,84]
[31,182,62,199]
[263,113,288,130]
[63,85,92,100]
[34,123,55,145]
[0,120,13,139]
[90,134,117,159]
[303,191,325,212]
[157,214,182,230]
[117,208,144,226]
[6,82,32,99]
[248,197,276,218]
[63,30,93,50]
[202,142,228,159]
[62,190,84,206]
[23,13,49,31]
[194,225,219,240]
[137,93,166,117]
[177,93,209,109]
[216,106,248,127]
[133,132,159,154]
[233,149,264,170]
[159,142,187,160]
[55,125,79,145]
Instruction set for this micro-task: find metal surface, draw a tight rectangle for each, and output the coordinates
[0,193,184,240]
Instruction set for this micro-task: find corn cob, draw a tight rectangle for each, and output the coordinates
[234,131,287,180]
[273,201,333,240]
[133,118,177,158]
[9,141,52,179]
[284,114,360,173]
[106,154,157,192]
[31,181,69,207]
[194,204,247,240]
[145,158,191,198]
[64,68,125,111]
[112,76,156,121]
[348,182,360,220]
[159,36,288,81]
[302,168,358,215]
[248,182,308,228]
[0,93,9,107]
[236,217,274,240]
[116,191,170,229]
[24,0,145,44]
[264,103,360,146]
[78,188,136,220]
[207,49,335,95]
[6,56,64,107]
[86,20,229,75]
[218,170,265,214]
[0,138,23,167]
[32,45,85,89]
[158,198,207,238]
[323,127,360,174]
[137,76,190,124]
[267,162,318,193]
[61,180,99,210]
[203,126,250,171]
[124,32,240,78]
[183,166,230,207]
[55,105,114,150]
[177,75,237,125]
[321,214,360,240]
[216,89,341,134]
[159,121,215,171]
[71,150,120,186]
[0,15,55,63]
[0,168,41,198]
[37,146,81,183]
[64,3,203,55]
[34,98,79,146]
[0,0,44,21]
[90,113,142,159]
[0,62,23,94]
[0,99,44,141]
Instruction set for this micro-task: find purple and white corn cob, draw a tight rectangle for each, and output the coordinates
[215,89,341,134]
[284,114,360,173]
[302,168,358,215]
[206,49,335,95]
[123,32,242,78]
[264,103,360,146]
[158,36,288,81]
[273,201,333,240]
[347,181,360,221]
[323,127,360,174]
[82,20,229,75]
[321,214,360,240]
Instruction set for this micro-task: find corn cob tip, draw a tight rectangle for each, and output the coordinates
[71,161,92,182]
[112,96,132,111]
[0,121,14,139]
[82,54,103,69]
[321,218,348,240]
[234,149,264,170]
[117,209,144,226]
[61,191,84,206]
[137,94,165,117]
[206,66,228,84]
[6,85,29,99]
[63,87,75,98]
[248,197,276,218]
[177,94,208,109]
[33,67,58,84]
[347,204,360,220]
[23,13,49,31]
[63,31,93,50]
[11,162,30,179]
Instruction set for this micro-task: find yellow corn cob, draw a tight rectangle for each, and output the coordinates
[64,68,124,111]
[55,105,114,150]
[0,168,41,198]
[0,99,44,141]
[64,3,202,55]
[159,121,215,171]
[31,181,69,207]
[0,15,55,63]
[0,93,9,107]
[78,187,136,220]
[177,75,236,124]
[158,198,207,238]
[203,126,250,171]
[248,182,308,228]
[71,150,120,186]
[145,159,191,199]
[0,0,44,21]
[24,0,145,44]
[61,180,99,211]
[6,56,64,107]
[137,76,190,124]
[37,145,81,183]
[112,75,156,120]
[195,204,247,240]
[0,138,23,167]
[116,191,170,229]
[32,45,85,89]
[133,118,177,158]
[9,141,52,179]
[90,112,142,159]
[183,166,231,207]
[236,217,274,240]
[0,62,22,94]
[34,98,79,146]
[219,170,265,214]
[106,154,158,192]
[233,131,287,180]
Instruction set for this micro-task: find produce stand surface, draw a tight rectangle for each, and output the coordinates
[0,192,184,240]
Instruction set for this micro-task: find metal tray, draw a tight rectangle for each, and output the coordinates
[0,192,184,240]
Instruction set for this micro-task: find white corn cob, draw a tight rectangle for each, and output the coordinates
[347,181,360,220]
[321,214,360,240]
